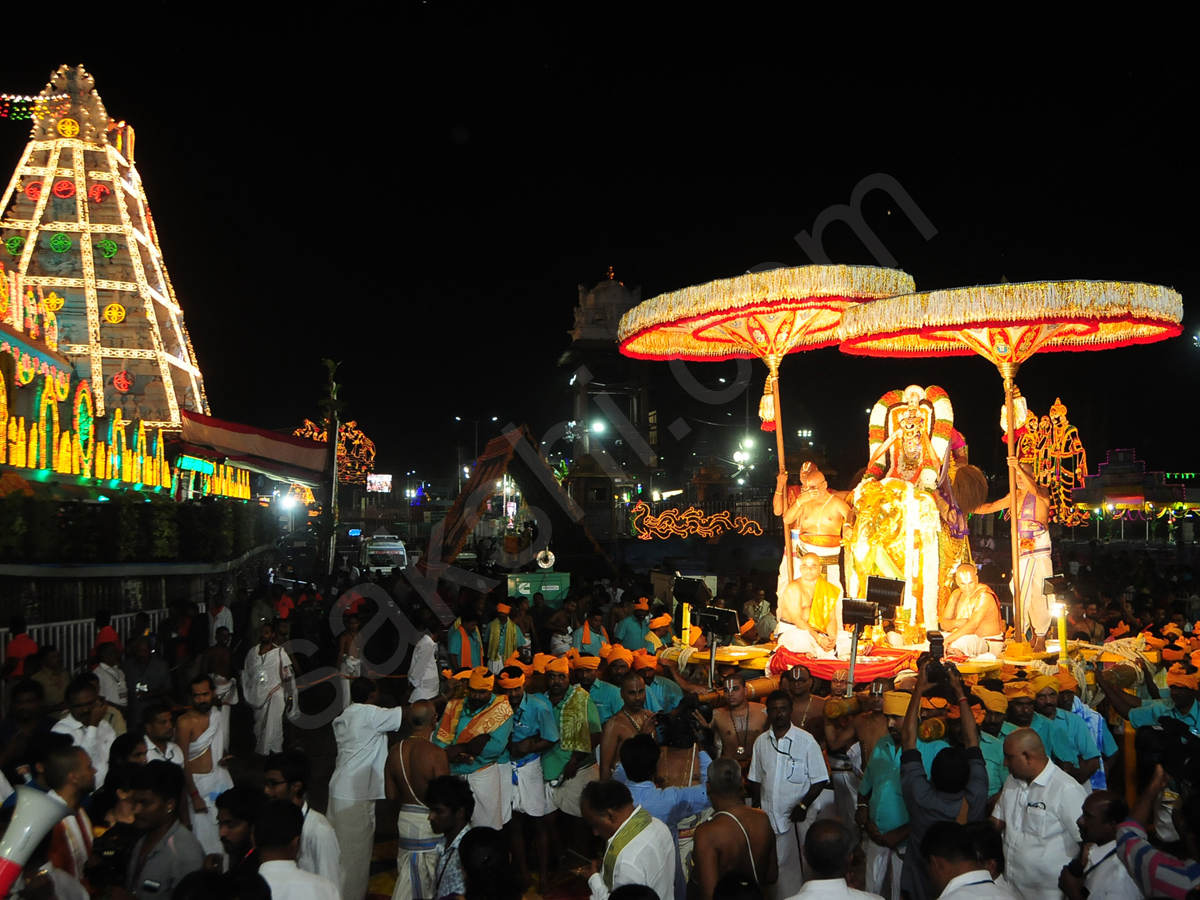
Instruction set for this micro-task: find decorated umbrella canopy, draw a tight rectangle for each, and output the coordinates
[839,280,1183,638]
[618,265,915,577]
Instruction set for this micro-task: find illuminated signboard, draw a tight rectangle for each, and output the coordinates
[367,473,392,493]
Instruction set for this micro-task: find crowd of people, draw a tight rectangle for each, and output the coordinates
[0,545,1197,900]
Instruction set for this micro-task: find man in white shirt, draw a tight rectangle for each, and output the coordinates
[580,779,676,900]
[991,728,1088,900]
[1057,791,1142,900]
[94,643,129,719]
[920,821,1012,900]
[264,749,343,891]
[256,800,341,900]
[328,678,402,900]
[748,690,829,900]
[52,678,116,787]
[142,703,185,764]
[407,614,441,703]
[789,819,884,900]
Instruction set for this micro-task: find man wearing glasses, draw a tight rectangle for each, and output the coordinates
[748,690,829,900]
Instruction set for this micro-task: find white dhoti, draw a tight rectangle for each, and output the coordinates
[242,646,291,756]
[774,622,851,659]
[547,762,598,817]
[252,692,286,755]
[770,826,805,900]
[948,633,1004,657]
[826,752,861,828]
[550,632,572,655]
[328,795,374,900]
[510,756,549,817]
[1019,530,1053,637]
[213,674,237,739]
[393,804,438,900]
[866,839,905,900]
[466,764,512,829]
[189,713,234,858]
[339,656,361,714]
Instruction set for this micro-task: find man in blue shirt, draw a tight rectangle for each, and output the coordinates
[634,650,683,714]
[1031,673,1103,787]
[499,665,558,889]
[1098,660,1200,738]
[614,599,652,651]
[571,654,621,725]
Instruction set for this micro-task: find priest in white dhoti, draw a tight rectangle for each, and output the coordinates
[329,677,403,900]
[176,675,235,857]
[242,622,293,756]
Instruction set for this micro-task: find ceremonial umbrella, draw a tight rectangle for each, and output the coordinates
[839,280,1183,635]
[618,265,915,578]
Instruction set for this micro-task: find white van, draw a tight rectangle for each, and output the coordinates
[360,534,407,575]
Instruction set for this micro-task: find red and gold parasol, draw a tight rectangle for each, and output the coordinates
[839,280,1183,634]
[618,265,915,576]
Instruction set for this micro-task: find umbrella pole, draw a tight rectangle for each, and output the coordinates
[771,364,794,584]
[1000,363,1022,640]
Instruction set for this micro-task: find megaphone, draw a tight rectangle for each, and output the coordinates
[0,786,72,894]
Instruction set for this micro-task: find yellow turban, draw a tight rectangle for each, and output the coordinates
[1164,623,1184,638]
[1030,674,1060,695]
[468,667,495,691]
[497,671,525,689]
[1004,681,1036,700]
[882,691,911,716]
[571,655,601,670]
[532,653,559,671]
[971,686,1009,713]
[535,655,569,675]
[607,647,634,667]
[1165,664,1200,691]
[650,615,673,629]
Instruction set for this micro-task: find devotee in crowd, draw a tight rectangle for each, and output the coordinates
[748,689,828,900]
[614,597,652,651]
[857,690,911,900]
[590,646,632,723]
[575,608,610,656]
[52,676,117,787]
[991,728,1088,900]
[599,672,656,780]
[263,749,343,889]
[457,826,525,900]
[176,675,234,858]
[447,610,483,670]
[484,602,526,673]
[743,590,777,640]
[545,596,579,655]
[900,665,989,900]
[1114,764,1200,899]
[634,648,684,713]
[1058,790,1142,900]
[690,756,777,900]
[406,610,442,703]
[95,641,130,721]
[794,819,882,900]
[540,650,602,860]
[783,664,828,747]
[214,784,266,876]
[919,821,1011,900]
[1054,671,1117,790]
[122,638,173,727]
[0,678,54,782]
[123,760,206,900]
[242,621,293,756]
[32,645,71,718]
[255,800,341,900]
[1098,658,1200,736]
[824,677,890,824]
[44,744,97,883]
[1030,672,1105,785]
[580,778,676,900]
[433,666,514,829]
[424,775,474,900]
[328,676,402,900]
[711,671,768,775]
[385,698,448,900]
[142,703,185,764]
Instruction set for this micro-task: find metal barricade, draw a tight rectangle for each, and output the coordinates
[0,608,172,673]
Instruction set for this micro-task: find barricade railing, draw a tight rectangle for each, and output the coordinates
[0,607,174,674]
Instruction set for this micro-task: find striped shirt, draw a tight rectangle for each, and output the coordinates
[1115,819,1200,899]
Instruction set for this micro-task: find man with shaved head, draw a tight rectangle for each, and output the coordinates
[385,698,449,900]
[599,671,655,780]
[991,728,1088,900]
[691,757,777,900]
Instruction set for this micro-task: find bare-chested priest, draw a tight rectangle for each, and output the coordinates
[711,671,768,775]
[176,675,234,858]
[385,699,450,900]
[598,672,657,780]
[938,562,1004,656]
[776,553,849,658]
[774,462,852,593]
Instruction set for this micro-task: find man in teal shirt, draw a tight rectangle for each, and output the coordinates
[614,599,651,650]
[446,613,483,670]
[572,610,608,656]
[1031,673,1102,787]
[1098,660,1200,738]
[572,653,621,725]
[858,691,913,900]
[432,666,514,829]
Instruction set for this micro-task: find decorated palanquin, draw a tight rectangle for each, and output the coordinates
[846,385,970,631]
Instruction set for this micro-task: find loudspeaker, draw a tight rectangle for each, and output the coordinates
[0,786,72,894]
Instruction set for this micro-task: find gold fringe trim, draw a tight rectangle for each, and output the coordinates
[618,265,914,358]
[840,281,1183,351]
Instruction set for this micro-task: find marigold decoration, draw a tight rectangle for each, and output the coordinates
[294,418,377,485]
[618,265,913,576]
[629,501,763,540]
[840,279,1183,633]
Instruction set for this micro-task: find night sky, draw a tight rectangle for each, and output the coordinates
[5,14,1196,492]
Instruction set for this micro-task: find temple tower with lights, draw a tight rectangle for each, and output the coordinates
[0,64,208,427]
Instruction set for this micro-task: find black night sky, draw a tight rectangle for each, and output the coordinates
[5,13,1196,493]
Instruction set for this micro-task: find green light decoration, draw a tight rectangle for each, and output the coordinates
[4,236,24,255]
[49,233,71,252]
[96,239,118,258]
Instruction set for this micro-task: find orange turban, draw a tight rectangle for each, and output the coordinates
[535,654,569,675]
[1165,664,1200,691]
[632,650,660,672]
[740,620,756,635]
[606,647,634,667]
[971,686,1008,713]
[1056,670,1079,693]
[1109,620,1131,639]
[1144,633,1168,650]
[1163,645,1187,662]
[650,615,673,629]
[1004,681,1036,700]
[571,655,601,670]
[443,668,473,681]
[504,653,533,675]
[946,701,986,725]
[467,667,495,691]
[496,603,512,615]
[1164,623,1184,639]
[1030,674,1060,695]
[634,599,651,612]
[497,671,525,689]
[920,696,951,711]
[598,643,614,660]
